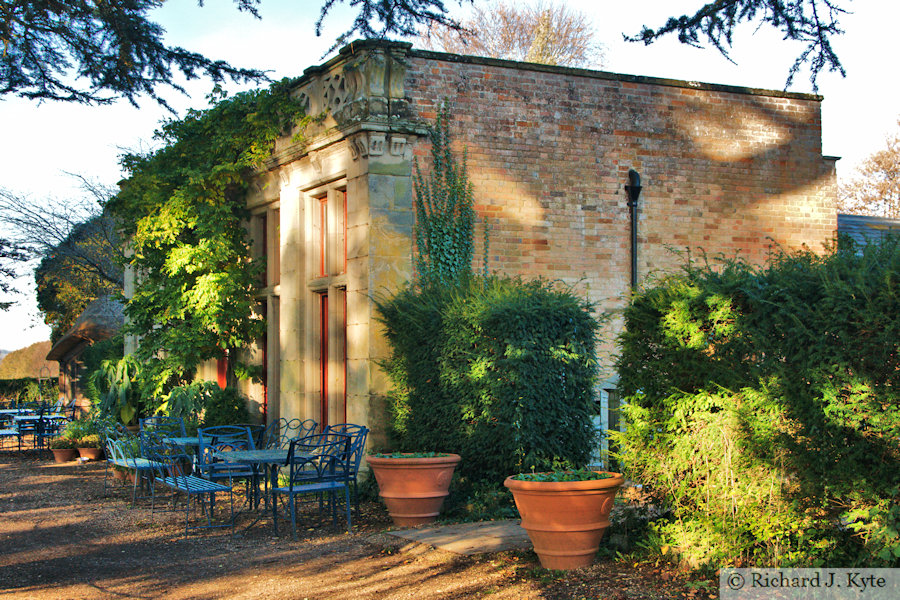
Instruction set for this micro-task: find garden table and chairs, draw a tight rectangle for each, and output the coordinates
[11,414,61,449]
[210,420,322,515]
[0,410,31,446]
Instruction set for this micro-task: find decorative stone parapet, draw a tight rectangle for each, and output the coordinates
[297,40,416,132]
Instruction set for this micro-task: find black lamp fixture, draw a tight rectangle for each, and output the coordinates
[624,169,642,291]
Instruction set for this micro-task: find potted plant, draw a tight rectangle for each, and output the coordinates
[76,434,103,461]
[504,469,625,570]
[366,452,461,526]
[48,437,78,463]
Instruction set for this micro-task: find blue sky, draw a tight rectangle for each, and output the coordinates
[1,0,896,350]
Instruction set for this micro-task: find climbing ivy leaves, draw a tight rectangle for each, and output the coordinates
[110,79,309,393]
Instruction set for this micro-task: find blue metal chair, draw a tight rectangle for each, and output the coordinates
[324,423,369,516]
[263,418,318,449]
[196,426,256,495]
[144,433,235,536]
[272,433,353,538]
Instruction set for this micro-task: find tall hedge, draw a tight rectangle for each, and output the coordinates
[616,238,900,568]
[376,275,601,484]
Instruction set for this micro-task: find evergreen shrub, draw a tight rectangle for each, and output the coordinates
[615,238,900,568]
[200,386,251,427]
[0,378,34,403]
[0,378,58,405]
[377,275,601,485]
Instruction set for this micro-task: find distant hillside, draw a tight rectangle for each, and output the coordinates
[0,341,59,379]
[0,350,8,364]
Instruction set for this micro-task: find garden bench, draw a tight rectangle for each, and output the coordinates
[144,433,235,535]
[104,436,166,507]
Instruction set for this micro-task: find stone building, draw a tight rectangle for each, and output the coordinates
[230,40,836,443]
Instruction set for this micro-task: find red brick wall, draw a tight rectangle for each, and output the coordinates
[404,53,837,325]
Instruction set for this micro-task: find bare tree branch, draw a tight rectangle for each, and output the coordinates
[0,178,124,288]
[419,1,605,69]
[839,120,900,219]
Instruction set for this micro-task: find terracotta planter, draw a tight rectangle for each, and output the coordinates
[168,462,191,477]
[504,471,624,570]
[366,453,461,527]
[112,468,127,481]
[77,447,103,461]
[51,448,78,463]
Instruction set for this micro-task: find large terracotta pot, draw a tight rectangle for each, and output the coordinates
[77,447,103,461]
[51,448,78,463]
[366,453,461,527]
[504,471,624,570]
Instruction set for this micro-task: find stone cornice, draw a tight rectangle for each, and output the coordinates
[263,40,425,173]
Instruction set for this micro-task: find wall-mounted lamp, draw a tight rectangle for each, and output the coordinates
[624,169,642,290]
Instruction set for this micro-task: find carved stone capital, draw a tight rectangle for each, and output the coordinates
[348,134,369,161]
[309,150,323,175]
[369,133,386,157]
[389,137,407,157]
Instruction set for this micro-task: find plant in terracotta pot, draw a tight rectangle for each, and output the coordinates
[48,437,78,463]
[366,452,461,527]
[504,468,625,570]
[76,434,104,461]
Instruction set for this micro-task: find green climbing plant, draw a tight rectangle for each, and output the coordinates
[109,79,312,396]
[412,103,485,284]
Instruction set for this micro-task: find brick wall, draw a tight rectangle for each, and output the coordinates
[403,53,836,374]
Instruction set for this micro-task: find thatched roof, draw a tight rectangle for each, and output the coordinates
[46,296,124,361]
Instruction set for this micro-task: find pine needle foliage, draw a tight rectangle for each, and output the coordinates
[412,104,478,285]
[627,0,848,91]
[615,238,900,568]
[109,79,310,397]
